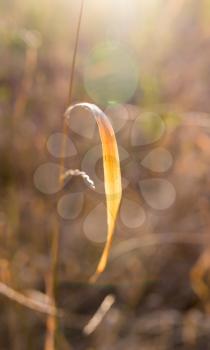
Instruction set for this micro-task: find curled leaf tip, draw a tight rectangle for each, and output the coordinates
[64,102,122,282]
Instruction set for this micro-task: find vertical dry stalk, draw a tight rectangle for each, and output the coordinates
[11,34,39,350]
[44,219,60,350]
[60,0,85,173]
[13,46,37,125]
[45,1,85,349]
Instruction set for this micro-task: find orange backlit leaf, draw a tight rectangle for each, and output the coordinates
[65,103,122,282]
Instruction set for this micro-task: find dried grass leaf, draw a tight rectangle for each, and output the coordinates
[65,103,122,282]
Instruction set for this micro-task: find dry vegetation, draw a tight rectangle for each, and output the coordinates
[1,0,210,349]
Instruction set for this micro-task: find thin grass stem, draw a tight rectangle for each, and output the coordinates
[45,1,85,349]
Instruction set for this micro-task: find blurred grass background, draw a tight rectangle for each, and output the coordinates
[1,0,210,349]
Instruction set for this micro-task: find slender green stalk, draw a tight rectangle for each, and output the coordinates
[45,1,85,349]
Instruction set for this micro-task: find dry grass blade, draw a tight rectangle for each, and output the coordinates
[65,103,122,282]
[83,294,115,335]
[0,282,59,316]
